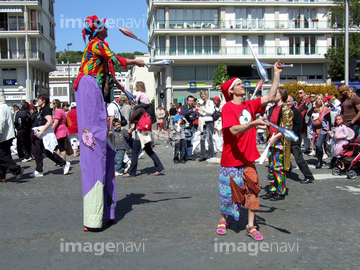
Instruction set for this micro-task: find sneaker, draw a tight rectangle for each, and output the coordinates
[115,171,123,176]
[323,153,328,159]
[21,157,32,163]
[124,162,131,174]
[138,152,144,159]
[63,161,71,175]
[308,150,315,156]
[123,154,129,163]
[30,170,44,178]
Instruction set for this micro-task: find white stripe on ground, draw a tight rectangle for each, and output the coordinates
[336,185,360,194]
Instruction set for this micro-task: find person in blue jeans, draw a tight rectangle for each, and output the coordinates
[180,95,197,160]
[112,118,130,176]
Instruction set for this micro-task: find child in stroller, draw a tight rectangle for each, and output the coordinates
[332,139,360,179]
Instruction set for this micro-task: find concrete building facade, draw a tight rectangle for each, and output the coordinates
[49,62,132,103]
[0,0,56,105]
[147,0,343,107]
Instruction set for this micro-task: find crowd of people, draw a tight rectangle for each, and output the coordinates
[0,97,79,180]
[2,13,360,241]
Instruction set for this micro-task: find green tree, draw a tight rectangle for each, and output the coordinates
[325,0,360,80]
[212,63,229,91]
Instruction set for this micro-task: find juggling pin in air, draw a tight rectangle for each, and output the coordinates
[250,80,263,100]
[146,60,174,66]
[251,63,293,70]
[121,88,137,105]
[246,39,269,83]
[265,120,299,142]
[119,27,154,49]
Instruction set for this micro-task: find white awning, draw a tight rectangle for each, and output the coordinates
[0,8,23,13]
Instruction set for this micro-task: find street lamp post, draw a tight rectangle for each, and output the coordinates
[18,86,24,103]
[345,0,349,85]
[67,42,72,103]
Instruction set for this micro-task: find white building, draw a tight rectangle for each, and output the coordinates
[0,0,56,105]
[130,54,156,105]
[48,62,79,103]
[49,62,132,103]
[147,0,345,107]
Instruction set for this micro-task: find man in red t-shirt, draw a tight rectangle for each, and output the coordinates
[216,61,283,241]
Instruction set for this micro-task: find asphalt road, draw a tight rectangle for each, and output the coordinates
[1,140,360,270]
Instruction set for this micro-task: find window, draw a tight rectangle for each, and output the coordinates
[9,16,25,31]
[258,36,264,55]
[304,36,316,55]
[186,36,193,55]
[169,9,184,28]
[173,65,218,81]
[157,9,165,29]
[9,38,25,59]
[30,10,37,30]
[158,36,166,55]
[49,0,54,16]
[289,9,301,29]
[242,36,248,55]
[2,68,17,85]
[289,36,301,55]
[163,35,220,56]
[49,22,55,39]
[0,38,8,59]
[53,87,67,96]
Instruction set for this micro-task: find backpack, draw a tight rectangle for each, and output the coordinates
[311,107,331,129]
[137,112,152,131]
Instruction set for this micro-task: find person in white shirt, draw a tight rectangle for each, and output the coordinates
[194,90,215,161]
[107,98,122,136]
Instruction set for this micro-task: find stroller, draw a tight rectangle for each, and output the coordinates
[332,134,360,179]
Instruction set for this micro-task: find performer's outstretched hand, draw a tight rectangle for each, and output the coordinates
[274,60,284,75]
[253,116,269,127]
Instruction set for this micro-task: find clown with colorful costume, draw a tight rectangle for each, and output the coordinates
[74,15,146,231]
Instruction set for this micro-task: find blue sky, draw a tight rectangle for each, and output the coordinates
[54,0,149,53]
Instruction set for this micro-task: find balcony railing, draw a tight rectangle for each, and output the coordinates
[152,19,332,31]
[0,0,42,3]
[0,20,43,33]
[150,0,333,3]
[155,45,325,57]
[0,48,44,60]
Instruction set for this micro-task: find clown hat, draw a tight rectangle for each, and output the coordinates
[221,78,241,102]
[82,15,106,42]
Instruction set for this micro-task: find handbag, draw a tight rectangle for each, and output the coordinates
[212,109,221,121]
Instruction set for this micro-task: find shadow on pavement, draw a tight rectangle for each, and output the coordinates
[114,193,191,223]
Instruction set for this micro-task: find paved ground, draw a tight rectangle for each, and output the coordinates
[1,139,360,270]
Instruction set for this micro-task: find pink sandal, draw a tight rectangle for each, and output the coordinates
[216,222,227,235]
[246,225,263,241]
